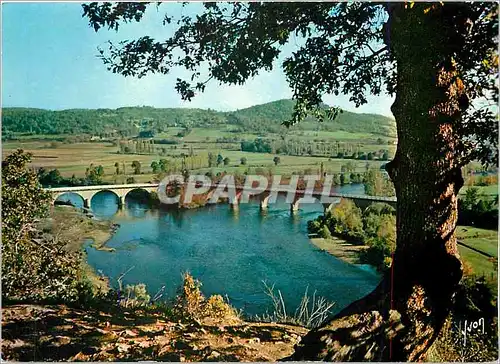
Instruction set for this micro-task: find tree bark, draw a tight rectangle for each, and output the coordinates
[288,4,469,361]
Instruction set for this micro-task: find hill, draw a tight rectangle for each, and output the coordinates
[229,100,396,136]
[1,99,396,139]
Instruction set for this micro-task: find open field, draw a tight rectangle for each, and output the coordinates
[456,226,498,258]
[456,226,498,288]
[2,140,387,181]
[459,184,498,197]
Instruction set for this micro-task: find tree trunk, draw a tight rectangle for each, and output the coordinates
[288,4,469,361]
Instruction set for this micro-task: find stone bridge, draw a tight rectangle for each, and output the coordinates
[47,183,159,208]
[46,182,397,213]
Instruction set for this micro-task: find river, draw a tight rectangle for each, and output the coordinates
[59,183,381,317]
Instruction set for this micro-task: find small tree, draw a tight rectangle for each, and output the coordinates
[159,159,169,173]
[131,160,141,175]
[273,156,281,166]
[463,187,480,210]
[96,165,105,177]
[216,154,224,167]
[208,152,216,167]
[240,157,247,165]
[223,157,230,166]
[114,162,120,175]
[151,160,160,173]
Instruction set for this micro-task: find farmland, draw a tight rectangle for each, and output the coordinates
[2,139,388,184]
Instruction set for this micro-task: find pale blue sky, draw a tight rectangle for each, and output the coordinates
[2,2,394,116]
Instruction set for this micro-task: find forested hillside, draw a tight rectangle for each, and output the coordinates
[2,99,396,138]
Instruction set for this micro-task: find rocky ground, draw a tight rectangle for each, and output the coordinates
[1,304,308,362]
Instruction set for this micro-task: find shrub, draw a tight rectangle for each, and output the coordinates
[173,272,238,322]
[2,150,93,303]
[359,236,394,271]
[324,199,364,241]
[258,281,335,329]
[120,283,151,308]
[319,225,332,239]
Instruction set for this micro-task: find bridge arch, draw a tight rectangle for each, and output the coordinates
[124,187,156,205]
[90,189,121,208]
[54,192,85,208]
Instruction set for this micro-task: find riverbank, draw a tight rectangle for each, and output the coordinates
[37,206,119,293]
[309,236,367,265]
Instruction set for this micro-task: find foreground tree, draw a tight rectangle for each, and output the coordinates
[83,2,498,360]
[2,150,87,302]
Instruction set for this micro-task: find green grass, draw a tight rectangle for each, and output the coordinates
[459,184,498,197]
[456,226,498,257]
[3,140,385,180]
[456,226,498,285]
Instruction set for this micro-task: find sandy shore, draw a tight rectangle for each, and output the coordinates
[309,236,368,265]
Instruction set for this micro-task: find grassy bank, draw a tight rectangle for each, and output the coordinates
[456,226,498,291]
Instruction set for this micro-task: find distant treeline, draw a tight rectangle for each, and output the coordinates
[241,138,391,160]
[2,99,396,139]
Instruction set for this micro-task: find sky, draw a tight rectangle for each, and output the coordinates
[2,2,394,116]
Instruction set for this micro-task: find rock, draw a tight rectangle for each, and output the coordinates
[55,335,71,346]
[117,343,130,353]
[226,337,235,344]
[71,351,88,361]
[208,350,221,359]
[121,329,138,337]
[248,338,260,344]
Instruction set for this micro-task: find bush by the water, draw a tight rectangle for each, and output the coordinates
[309,199,364,242]
[308,200,396,271]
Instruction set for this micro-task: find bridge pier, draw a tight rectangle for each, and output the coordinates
[260,194,270,211]
[118,195,124,208]
[229,196,239,211]
[260,200,268,211]
[83,199,90,209]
